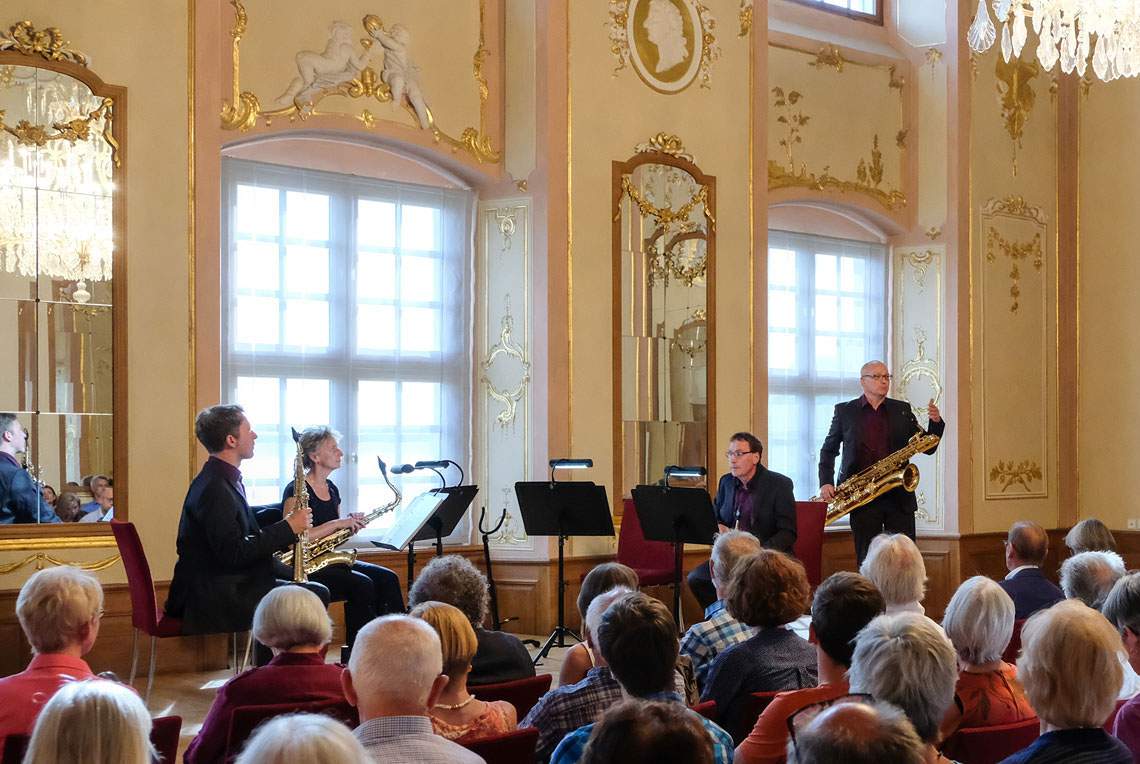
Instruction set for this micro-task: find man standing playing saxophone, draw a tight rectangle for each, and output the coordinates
[818,360,946,565]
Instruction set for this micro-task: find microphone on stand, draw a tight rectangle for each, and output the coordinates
[391,463,417,475]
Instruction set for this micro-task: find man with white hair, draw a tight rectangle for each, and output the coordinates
[680,530,762,688]
[343,614,484,763]
[786,700,925,764]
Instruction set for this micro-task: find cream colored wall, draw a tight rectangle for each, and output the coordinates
[3,0,191,585]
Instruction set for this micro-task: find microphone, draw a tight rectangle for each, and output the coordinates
[391,463,416,475]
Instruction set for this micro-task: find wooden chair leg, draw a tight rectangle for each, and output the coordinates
[145,634,158,705]
[128,628,140,685]
[240,631,253,673]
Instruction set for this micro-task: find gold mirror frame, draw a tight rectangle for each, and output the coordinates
[611,139,716,503]
[0,22,127,549]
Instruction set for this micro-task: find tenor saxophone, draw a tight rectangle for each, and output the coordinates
[823,431,940,525]
[275,457,402,577]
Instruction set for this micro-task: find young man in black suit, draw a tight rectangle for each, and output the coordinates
[818,360,946,565]
[0,414,59,524]
[686,432,796,610]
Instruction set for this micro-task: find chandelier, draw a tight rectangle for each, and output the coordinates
[968,1,1140,81]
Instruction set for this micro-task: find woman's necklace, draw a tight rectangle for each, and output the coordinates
[434,694,476,711]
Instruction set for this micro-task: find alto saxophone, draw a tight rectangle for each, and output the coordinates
[275,457,402,577]
[823,431,940,525]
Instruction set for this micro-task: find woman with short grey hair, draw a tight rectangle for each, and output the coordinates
[25,679,153,764]
[847,612,957,760]
[410,555,535,685]
[939,576,1034,739]
[234,713,370,764]
[858,534,926,614]
[184,587,348,764]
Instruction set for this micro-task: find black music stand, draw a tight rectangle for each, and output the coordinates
[370,491,447,594]
[400,485,478,595]
[631,485,718,631]
[516,481,615,665]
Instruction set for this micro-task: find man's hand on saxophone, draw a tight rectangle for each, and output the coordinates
[284,500,313,535]
[819,483,836,501]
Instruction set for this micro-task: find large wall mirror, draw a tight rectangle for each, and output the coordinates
[612,135,715,501]
[0,23,126,533]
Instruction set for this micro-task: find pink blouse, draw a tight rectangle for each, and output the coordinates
[430,700,516,743]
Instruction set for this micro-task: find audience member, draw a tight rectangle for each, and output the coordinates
[0,566,104,737]
[1002,599,1130,763]
[785,699,925,764]
[0,413,59,523]
[939,576,1034,739]
[79,473,110,516]
[410,600,517,742]
[409,555,535,685]
[735,571,884,764]
[185,586,348,763]
[54,491,83,522]
[701,549,817,744]
[78,479,113,522]
[859,533,926,614]
[1065,517,1118,555]
[847,612,957,761]
[561,562,638,686]
[1103,572,1140,759]
[40,484,56,506]
[24,679,153,764]
[522,586,632,761]
[551,592,732,764]
[342,614,484,763]
[680,530,762,689]
[580,699,714,764]
[998,520,1064,620]
[233,713,372,764]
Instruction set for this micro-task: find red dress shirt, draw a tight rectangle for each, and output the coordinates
[855,395,890,472]
[0,653,97,738]
[184,651,347,764]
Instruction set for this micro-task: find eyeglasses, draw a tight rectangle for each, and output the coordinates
[861,373,892,381]
[786,693,875,756]
[725,450,755,459]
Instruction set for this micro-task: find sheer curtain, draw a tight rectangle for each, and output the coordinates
[766,229,887,501]
[221,158,474,543]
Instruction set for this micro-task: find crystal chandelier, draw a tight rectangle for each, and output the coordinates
[968,1,1140,81]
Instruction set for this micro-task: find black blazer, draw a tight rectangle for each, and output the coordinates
[713,466,797,554]
[818,397,946,512]
[0,456,59,524]
[165,458,296,634]
[997,567,1065,621]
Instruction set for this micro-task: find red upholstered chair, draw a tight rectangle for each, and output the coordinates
[793,501,827,587]
[736,690,783,743]
[463,726,539,764]
[2,715,183,764]
[224,700,358,761]
[940,717,1040,764]
[1105,698,1127,732]
[617,498,679,587]
[1001,618,1027,664]
[471,674,554,719]
[690,700,717,721]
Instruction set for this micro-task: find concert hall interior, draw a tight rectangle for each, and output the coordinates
[3,0,1139,762]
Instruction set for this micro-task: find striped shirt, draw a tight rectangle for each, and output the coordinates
[680,600,758,689]
[353,715,485,763]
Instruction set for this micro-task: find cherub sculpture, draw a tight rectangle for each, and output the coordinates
[363,15,432,130]
[275,21,375,108]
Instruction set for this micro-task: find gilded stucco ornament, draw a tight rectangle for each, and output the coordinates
[635,132,694,162]
[0,96,120,167]
[481,296,530,428]
[738,0,753,37]
[0,21,88,65]
[995,54,1040,177]
[989,460,1043,493]
[607,0,721,93]
[0,552,119,575]
[808,45,846,73]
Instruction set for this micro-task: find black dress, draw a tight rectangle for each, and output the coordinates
[282,479,404,646]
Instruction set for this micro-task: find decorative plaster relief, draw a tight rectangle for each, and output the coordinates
[988,459,1043,493]
[607,0,720,93]
[994,54,1040,177]
[481,296,531,428]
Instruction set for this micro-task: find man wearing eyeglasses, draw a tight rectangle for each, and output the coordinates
[818,360,945,565]
[686,431,797,610]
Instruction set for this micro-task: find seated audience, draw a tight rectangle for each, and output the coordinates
[735,571,885,764]
[561,562,639,686]
[233,712,371,764]
[939,576,1034,739]
[785,699,925,764]
[0,566,104,738]
[25,679,153,764]
[54,491,83,522]
[1104,572,1140,759]
[701,549,817,744]
[410,600,517,742]
[580,699,714,764]
[40,484,56,507]
[680,530,762,689]
[1002,599,1130,763]
[1065,517,1118,555]
[551,592,732,764]
[409,555,535,685]
[342,614,484,763]
[847,612,957,762]
[185,586,348,764]
[998,520,1064,620]
[79,474,109,516]
[522,586,632,762]
[78,479,113,522]
[859,533,927,615]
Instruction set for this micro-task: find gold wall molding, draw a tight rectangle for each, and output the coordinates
[807,45,846,73]
[988,459,1044,494]
[981,195,1047,225]
[481,295,531,427]
[986,227,1043,314]
[901,249,938,292]
[220,0,501,164]
[925,225,943,240]
[0,552,119,575]
[995,54,1040,177]
[634,132,694,162]
[0,95,120,167]
[606,0,721,93]
[0,21,88,66]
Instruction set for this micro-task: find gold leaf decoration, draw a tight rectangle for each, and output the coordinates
[988,460,1043,493]
[985,226,1043,314]
[0,21,88,65]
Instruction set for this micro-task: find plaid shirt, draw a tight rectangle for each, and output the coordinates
[549,692,733,764]
[520,665,623,762]
[353,715,485,763]
[680,600,757,688]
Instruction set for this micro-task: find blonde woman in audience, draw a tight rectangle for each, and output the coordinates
[53,491,83,522]
[1065,517,1117,555]
[0,566,106,738]
[411,600,517,742]
[1002,599,1131,762]
[859,533,926,614]
[939,576,1034,739]
[25,679,153,764]
[561,562,639,686]
[234,713,371,764]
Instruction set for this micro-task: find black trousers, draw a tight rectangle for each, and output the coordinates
[310,560,404,646]
[850,489,916,565]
